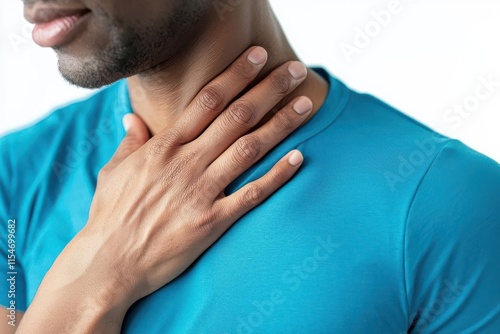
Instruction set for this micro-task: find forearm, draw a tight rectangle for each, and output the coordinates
[17,288,125,334]
[16,233,132,334]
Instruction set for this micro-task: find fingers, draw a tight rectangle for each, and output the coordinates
[204,96,312,194]
[103,114,151,171]
[166,46,268,144]
[196,61,308,164]
[213,149,304,231]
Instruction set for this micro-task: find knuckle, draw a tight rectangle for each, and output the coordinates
[269,72,290,95]
[242,183,263,207]
[146,129,183,157]
[201,171,225,201]
[234,136,261,165]
[191,209,220,235]
[197,85,225,113]
[270,166,288,186]
[201,181,219,200]
[230,59,256,80]
[167,126,188,144]
[274,109,296,131]
[227,101,255,127]
[163,151,196,180]
[146,136,171,157]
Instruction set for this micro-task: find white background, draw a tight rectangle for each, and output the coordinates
[1,0,499,162]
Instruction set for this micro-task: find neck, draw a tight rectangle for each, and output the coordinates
[126,1,329,136]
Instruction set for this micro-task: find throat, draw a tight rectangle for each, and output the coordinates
[125,3,329,137]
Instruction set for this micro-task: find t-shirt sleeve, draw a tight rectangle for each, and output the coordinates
[0,137,27,311]
[404,139,500,333]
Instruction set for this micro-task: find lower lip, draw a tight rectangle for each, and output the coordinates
[32,12,90,48]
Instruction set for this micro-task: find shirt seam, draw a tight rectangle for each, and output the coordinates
[402,139,456,325]
[224,72,352,194]
[295,88,352,148]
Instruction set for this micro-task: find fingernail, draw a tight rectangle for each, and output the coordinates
[122,114,132,132]
[247,47,267,65]
[293,97,313,114]
[288,150,303,166]
[288,62,307,80]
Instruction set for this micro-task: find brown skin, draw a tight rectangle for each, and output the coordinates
[15,47,311,334]
[23,0,328,134]
[126,0,328,135]
[5,0,329,332]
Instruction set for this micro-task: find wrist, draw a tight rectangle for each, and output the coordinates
[41,228,139,313]
[66,228,141,310]
[17,270,130,334]
[17,226,139,333]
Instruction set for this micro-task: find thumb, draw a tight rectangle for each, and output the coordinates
[106,113,151,170]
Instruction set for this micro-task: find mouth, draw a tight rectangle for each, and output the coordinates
[25,7,92,48]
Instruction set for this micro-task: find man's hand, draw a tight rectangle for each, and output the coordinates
[17,46,312,333]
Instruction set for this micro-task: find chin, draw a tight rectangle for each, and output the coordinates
[57,55,125,89]
[59,67,121,89]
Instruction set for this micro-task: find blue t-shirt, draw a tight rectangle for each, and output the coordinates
[1,68,499,333]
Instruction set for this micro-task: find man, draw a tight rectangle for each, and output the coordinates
[1,0,499,333]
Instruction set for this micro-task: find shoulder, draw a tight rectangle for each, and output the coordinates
[404,138,500,264]
[403,139,500,332]
[340,88,444,146]
[404,138,500,258]
[406,139,500,226]
[0,80,128,182]
[0,80,128,193]
[317,80,455,194]
[0,80,127,157]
